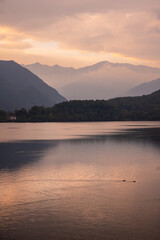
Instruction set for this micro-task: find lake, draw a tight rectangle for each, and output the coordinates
[0,122,160,240]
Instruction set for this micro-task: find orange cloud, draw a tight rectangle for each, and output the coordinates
[0,1,160,67]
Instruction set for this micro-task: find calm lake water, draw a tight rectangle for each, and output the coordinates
[0,122,160,240]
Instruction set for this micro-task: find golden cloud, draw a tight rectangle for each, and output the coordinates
[0,0,160,66]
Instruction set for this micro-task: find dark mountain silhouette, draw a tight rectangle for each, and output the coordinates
[0,60,66,111]
[124,78,160,97]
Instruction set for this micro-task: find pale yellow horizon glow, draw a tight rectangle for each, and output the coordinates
[0,33,159,68]
[0,29,159,68]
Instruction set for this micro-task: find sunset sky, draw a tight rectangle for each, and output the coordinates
[0,0,160,67]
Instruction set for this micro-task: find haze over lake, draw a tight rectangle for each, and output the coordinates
[0,122,160,240]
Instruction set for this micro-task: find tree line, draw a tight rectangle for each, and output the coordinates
[0,90,160,122]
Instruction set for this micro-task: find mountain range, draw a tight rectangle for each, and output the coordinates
[24,61,160,100]
[0,61,66,111]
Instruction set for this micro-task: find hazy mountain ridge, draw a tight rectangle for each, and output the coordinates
[23,62,78,89]
[0,60,66,111]
[123,78,160,96]
[24,61,160,100]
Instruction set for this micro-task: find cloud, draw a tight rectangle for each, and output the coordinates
[0,0,160,66]
[0,26,32,50]
[0,41,32,50]
[31,11,160,61]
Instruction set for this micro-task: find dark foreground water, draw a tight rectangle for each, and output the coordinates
[0,122,160,240]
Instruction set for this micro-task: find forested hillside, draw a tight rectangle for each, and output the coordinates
[1,90,160,122]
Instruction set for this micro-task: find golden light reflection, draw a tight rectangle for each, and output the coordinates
[0,122,160,240]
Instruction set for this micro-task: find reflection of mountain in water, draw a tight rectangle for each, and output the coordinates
[0,127,159,170]
[91,127,160,145]
[0,141,57,169]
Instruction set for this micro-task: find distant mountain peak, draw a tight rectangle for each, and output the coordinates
[34,62,41,66]
[53,64,61,68]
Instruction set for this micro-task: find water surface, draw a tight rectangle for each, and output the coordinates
[0,122,160,240]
